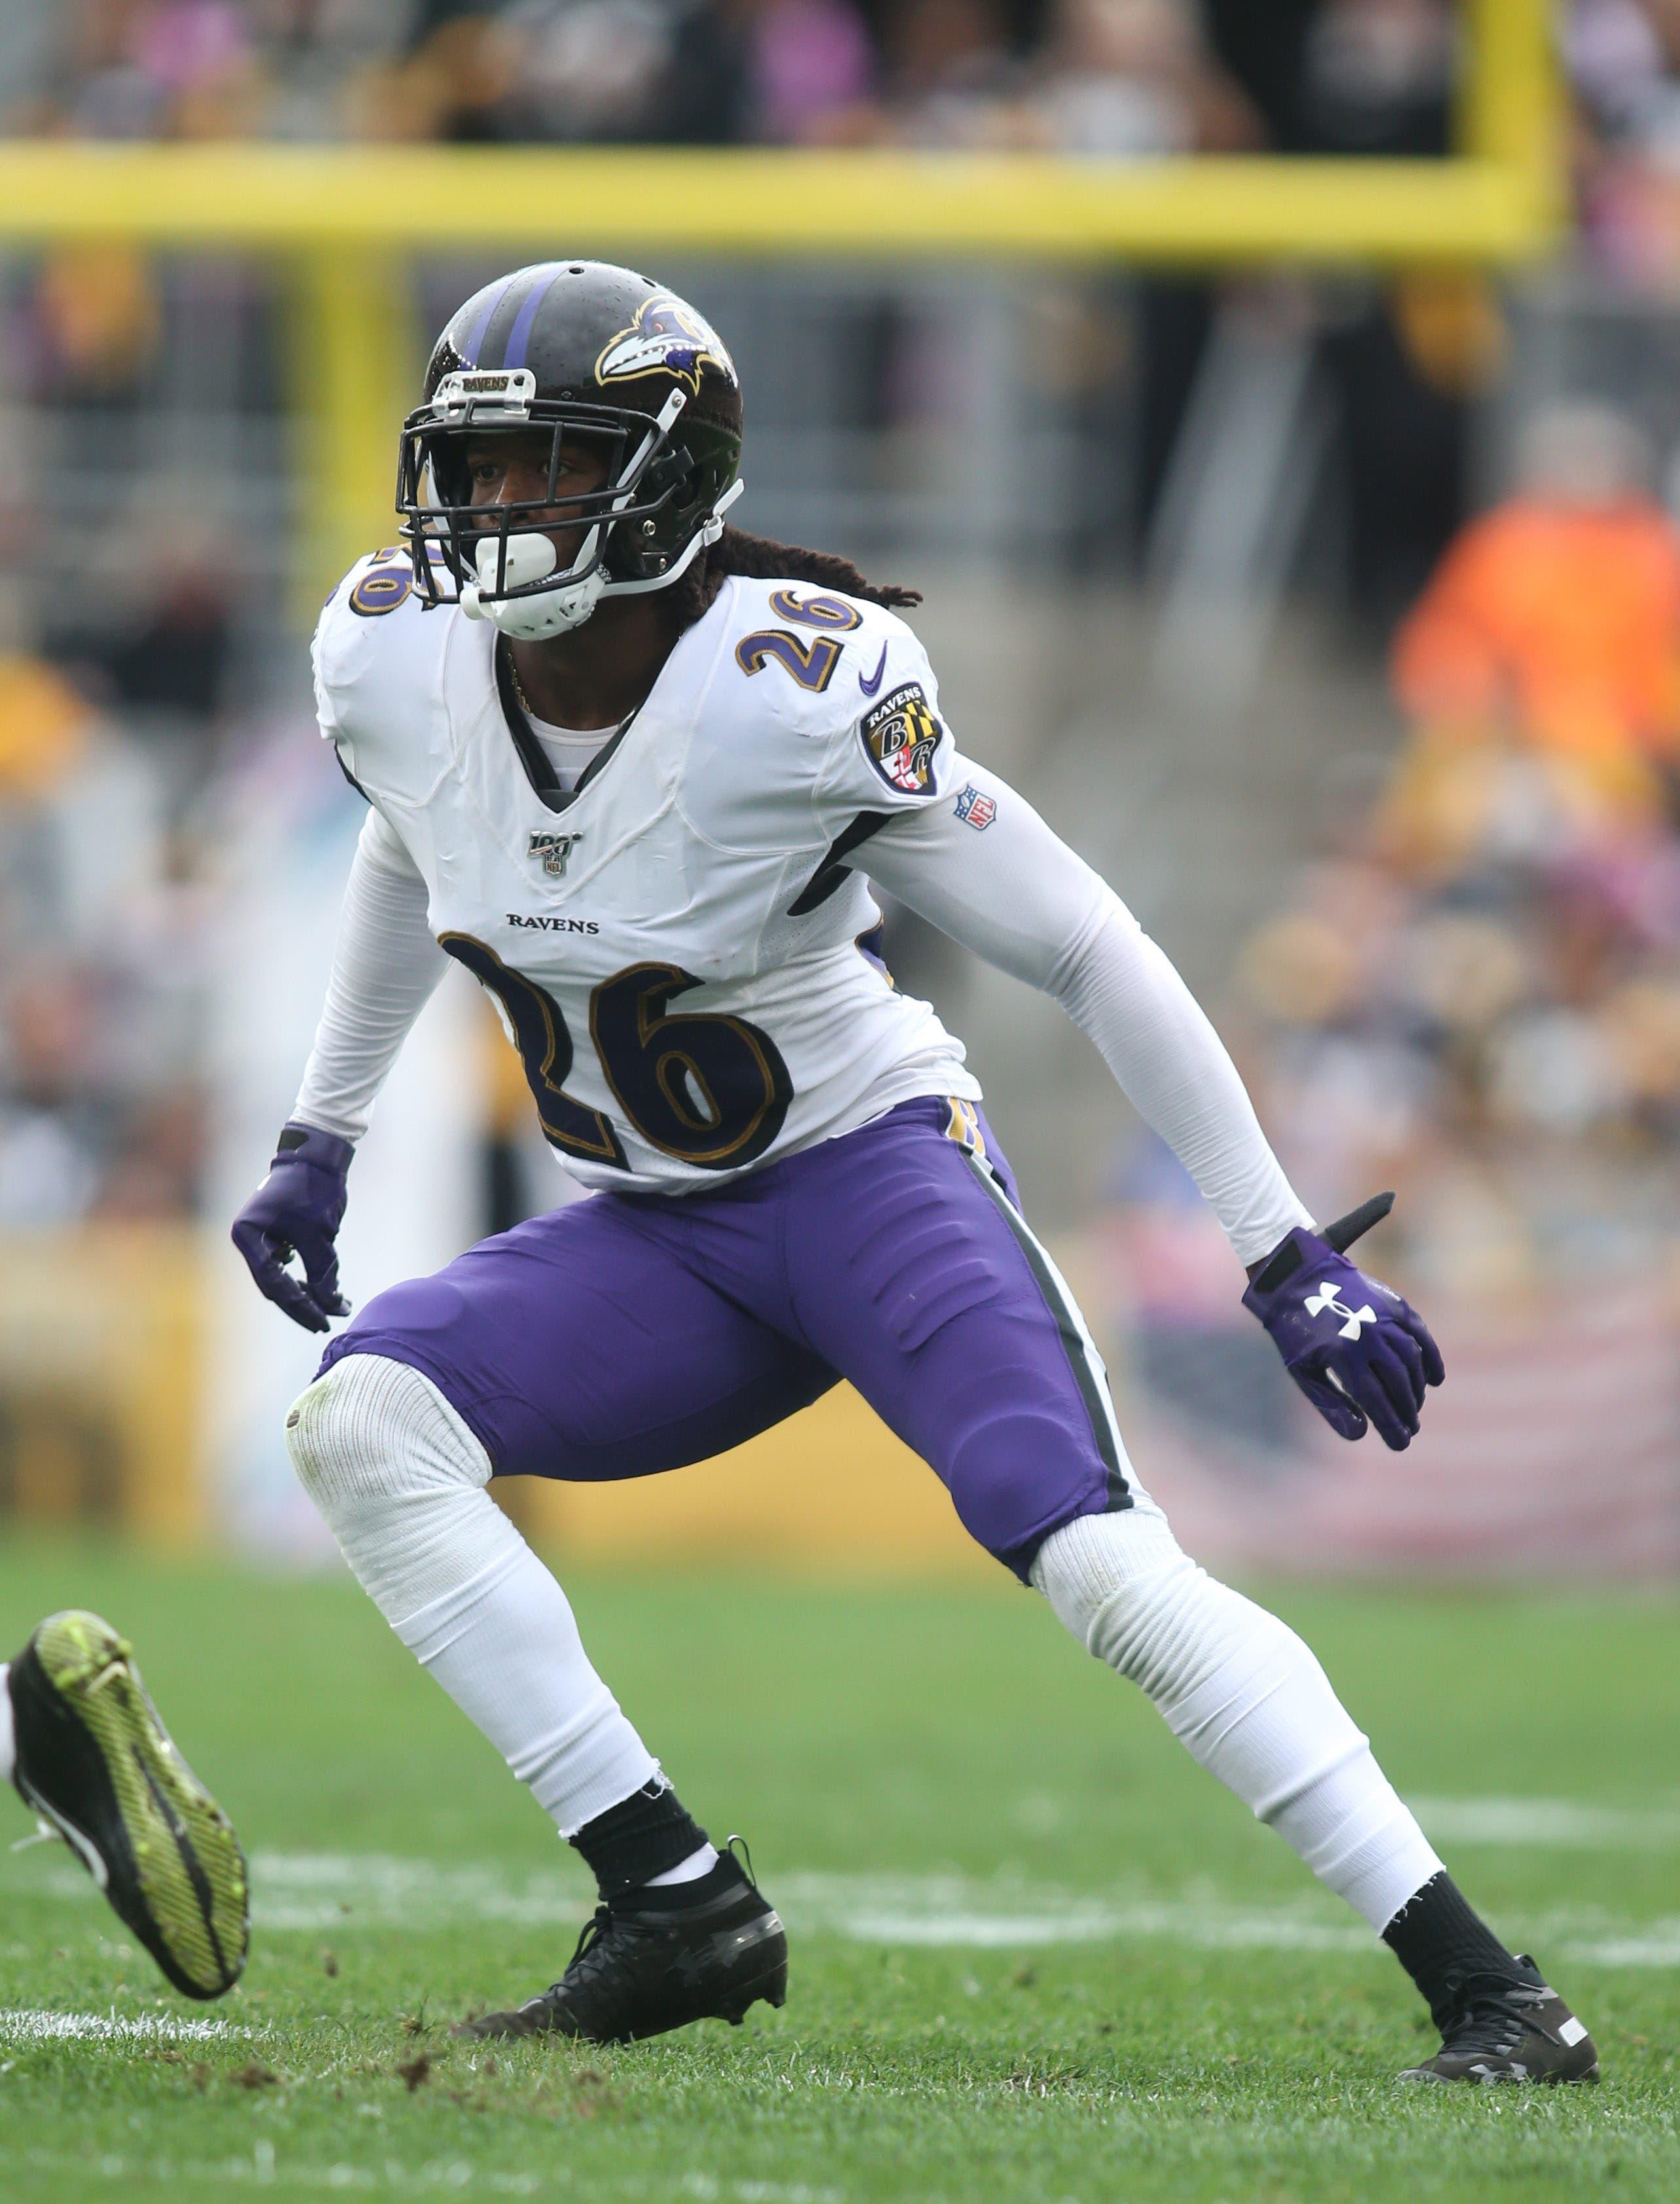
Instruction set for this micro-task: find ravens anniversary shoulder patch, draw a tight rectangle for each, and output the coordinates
[860,683,942,797]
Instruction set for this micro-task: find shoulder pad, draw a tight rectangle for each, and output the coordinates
[312,546,448,777]
[315,544,437,676]
[319,543,440,630]
[718,576,919,734]
[705,576,949,822]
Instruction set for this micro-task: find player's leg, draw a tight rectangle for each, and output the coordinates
[1032,1514,1595,2080]
[770,1098,1596,2083]
[1,1612,247,1999]
[286,1194,832,2041]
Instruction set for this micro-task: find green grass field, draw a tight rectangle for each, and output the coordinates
[0,1537,1674,2203]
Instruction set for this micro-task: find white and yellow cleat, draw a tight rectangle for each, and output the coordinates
[6,1610,248,2000]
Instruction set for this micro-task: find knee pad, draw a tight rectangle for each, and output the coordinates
[286,1354,507,1621]
[944,1408,1107,1569]
[285,1353,491,1518]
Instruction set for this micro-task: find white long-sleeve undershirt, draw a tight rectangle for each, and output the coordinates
[292,772,1310,1266]
[292,807,446,1145]
[860,770,1312,1266]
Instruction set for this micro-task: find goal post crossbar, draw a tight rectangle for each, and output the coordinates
[0,144,1552,264]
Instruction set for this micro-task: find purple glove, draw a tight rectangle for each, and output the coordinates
[230,1124,354,1334]
[1242,1193,1444,1451]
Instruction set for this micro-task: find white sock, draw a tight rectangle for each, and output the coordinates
[286,1354,658,1838]
[1033,1508,1442,1931]
[0,1663,12,1787]
[646,1841,720,1887]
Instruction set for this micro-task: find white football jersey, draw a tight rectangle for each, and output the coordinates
[312,551,979,1193]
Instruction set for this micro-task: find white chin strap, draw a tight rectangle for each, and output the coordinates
[459,477,746,641]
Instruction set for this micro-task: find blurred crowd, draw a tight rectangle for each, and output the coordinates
[1232,399,1680,1305]
[1575,0,1680,288]
[0,249,250,1230]
[1106,395,1680,1455]
[13,1,1680,288]
[3,0,1679,221]
[0,0,1455,160]
[0,649,215,1228]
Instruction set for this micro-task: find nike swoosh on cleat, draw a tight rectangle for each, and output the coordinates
[858,645,888,697]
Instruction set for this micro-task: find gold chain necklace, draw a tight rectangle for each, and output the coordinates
[504,641,538,720]
[502,639,627,742]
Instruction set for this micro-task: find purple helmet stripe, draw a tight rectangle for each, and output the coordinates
[501,264,567,372]
[459,270,523,367]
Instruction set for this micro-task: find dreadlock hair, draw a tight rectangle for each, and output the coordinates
[669,524,921,633]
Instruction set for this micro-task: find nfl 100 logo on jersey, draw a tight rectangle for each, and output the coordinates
[862,684,942,797]
[529,830,582,879]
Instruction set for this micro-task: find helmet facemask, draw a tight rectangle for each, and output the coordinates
[397,370,741,639]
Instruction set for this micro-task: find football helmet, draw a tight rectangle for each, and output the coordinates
[397,260,744,638]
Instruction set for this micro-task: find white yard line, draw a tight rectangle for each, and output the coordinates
[0,2147,550,2194]
[1562,1933,1680,1968]
[774,1873,1373,1954]
[0,2146,840,2198]
[1409,1796,1680,1849]
[0,2008,249,2044]
[235,1855,1376,1953]
[14,1803,1680,1970]
[810,1905,1372,1954]
[251,1850,586,1932]
[246,1855,1680,1968]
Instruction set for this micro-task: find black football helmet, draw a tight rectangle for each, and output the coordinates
[396,260,744,637]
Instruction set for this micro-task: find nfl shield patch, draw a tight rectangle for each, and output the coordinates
[861,683,942,797]
[954,784,996,830]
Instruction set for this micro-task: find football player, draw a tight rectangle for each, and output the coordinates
[234,263,1594,2081]
[2,1610,247,1999]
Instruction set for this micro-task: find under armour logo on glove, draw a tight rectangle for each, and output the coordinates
[1242,1194,1444,1452]
[1303,1283,1375,1339]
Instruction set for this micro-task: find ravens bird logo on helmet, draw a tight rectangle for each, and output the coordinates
[595,294,735,396]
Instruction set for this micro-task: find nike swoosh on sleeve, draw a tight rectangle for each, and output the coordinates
[858,644,888,697]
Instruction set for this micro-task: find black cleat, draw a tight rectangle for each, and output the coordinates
[8,1611,249,2000]
[1399,1956,1598,2084]
[456,1848,787,2044]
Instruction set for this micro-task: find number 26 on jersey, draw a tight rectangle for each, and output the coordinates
[733,589,862,694]
[442,937,793,1173]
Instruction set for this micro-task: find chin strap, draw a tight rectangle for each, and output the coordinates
[601,478,746,602]
[461,476,747,637]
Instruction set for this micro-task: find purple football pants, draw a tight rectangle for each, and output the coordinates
[319,1096,1132,1578]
